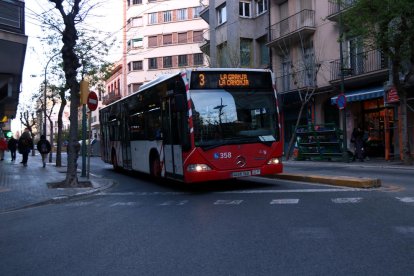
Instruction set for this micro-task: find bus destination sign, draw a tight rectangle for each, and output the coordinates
[190,71,272,90]
[218,73,249,87]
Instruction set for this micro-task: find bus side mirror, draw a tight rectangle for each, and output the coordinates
[174,94,186,112]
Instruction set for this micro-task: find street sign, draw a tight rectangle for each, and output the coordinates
[336,93,346,110]
[87,91,98,111]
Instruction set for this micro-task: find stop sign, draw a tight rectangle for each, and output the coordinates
[87,91,98,111]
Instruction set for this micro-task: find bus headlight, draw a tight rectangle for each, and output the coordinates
[187,164,212,172]
[267,158,281,165]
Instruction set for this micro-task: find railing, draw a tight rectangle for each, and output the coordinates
[102,90,121,105]
[328,0,356,17]
[0,0,25,34]
[276,68,316,94]
[330,49,388,82]
[268,9,315,42]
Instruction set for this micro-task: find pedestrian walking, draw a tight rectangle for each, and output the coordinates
[37,135,51,167]
[18,129,33,167]
[0,135,7,161]
[7,135,18,161]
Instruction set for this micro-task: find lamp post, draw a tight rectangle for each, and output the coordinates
[43,52,60,136]
[339,7,348,162]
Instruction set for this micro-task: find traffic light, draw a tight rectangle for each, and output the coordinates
[80,80,90,105]
[4,130,12,139]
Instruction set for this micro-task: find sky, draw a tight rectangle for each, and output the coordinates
[12,0,123,132]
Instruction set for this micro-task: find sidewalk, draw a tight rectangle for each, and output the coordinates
[0,153,114,213]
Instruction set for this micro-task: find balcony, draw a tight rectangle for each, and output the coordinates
[267,9,315,50]
[327,0,356,21]
[275,68,316,94]
[0,0,27,119]
[330,49,388,85]
[102,89,121,106]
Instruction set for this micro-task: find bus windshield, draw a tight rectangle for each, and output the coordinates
[191,89,279,149]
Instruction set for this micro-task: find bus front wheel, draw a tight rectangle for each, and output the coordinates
[150,155,161,178]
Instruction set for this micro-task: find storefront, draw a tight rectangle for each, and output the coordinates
[331,86,395,159]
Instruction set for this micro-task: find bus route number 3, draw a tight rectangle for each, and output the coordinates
[214,152,232,159]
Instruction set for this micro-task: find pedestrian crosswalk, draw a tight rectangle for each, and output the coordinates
[62,196,414,208]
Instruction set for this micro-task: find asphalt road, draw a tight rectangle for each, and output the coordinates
[1,158,413,275]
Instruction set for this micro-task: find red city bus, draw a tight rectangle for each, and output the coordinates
[100,68,283,183]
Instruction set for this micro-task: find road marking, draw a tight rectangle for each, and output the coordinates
[396,197,414,203]
[214,200,243,205]
[97,188,364,197]
[270,199,299,204]
[159,200,189,206]
[394,226,414,236]
[64,201,94,207]
[331,197,363,204]
[110,202,139,207]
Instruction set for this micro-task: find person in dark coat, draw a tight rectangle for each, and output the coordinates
[18,129,33,167]
[37,135,52,167]
[351,127,365,161]
[7,135,18,161]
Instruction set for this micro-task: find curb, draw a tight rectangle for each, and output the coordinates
[267,173,381,188]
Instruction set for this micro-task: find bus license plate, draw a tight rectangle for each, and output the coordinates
[232,169,261,178]
[232,171,251,178]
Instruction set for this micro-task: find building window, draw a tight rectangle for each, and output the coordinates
[163,56,172,68]
[178,55,188,66]
[217,4,227,25]
[132,0,142,4]
[127,37,143,50]
[131,17,142,27]
[240,38,252,67]
[193,53,204,65]
[148,36,158,47]
[149,58,158,69]
[128,83,142,94]
[177,8,187,21]
[163,34,172,45]
[256,0,268,16]
[148,12,157,24]
[193,6,202,18]
[163,11,172,22]
[132,61,143,71]
[239,1,251,17]
[178,32,188,44]
[258,36,269,67]
[193,30,203,43]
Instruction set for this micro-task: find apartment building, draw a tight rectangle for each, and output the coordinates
[110,0,208,99]
[200,0,270,68]
[268,0,411,159]
[0,0,27,131]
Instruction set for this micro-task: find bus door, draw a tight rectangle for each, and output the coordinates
[162,93,186,179]
[120,103,132,169]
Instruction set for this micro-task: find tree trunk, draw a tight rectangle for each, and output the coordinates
[285,103,306,161]
[53,0,81,187]
[56,92,66,167]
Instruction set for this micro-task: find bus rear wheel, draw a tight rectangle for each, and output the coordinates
[150,155,161,178]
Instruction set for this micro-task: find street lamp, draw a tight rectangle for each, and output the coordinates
[43,52,60,136]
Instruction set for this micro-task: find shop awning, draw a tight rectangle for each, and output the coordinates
[331,86,384,105]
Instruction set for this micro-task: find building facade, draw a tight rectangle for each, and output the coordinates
[0,0,27,133]
[268,0,413,160]
[200,0,270,68]
[122,0,209,96]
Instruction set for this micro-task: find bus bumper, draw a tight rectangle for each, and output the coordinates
[184,163,283,183]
